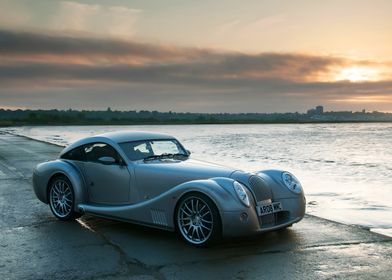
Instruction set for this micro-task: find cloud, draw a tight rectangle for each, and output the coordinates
[0,54,346,89]
[51,1,141,37]
[0,29,212,64]
[0,29,346,81]
[0,1,141,38]
[244,14,286,30]
[215,14,286,38]
[0,29,392,112]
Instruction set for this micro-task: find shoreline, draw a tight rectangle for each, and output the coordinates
[2,120,392,127]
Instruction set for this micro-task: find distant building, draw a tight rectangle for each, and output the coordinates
[315,105,324,115]
[307,108,316,115]
[307,105,324,115]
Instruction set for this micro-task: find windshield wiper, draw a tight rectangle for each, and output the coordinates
[170,153,189,159]
[143,153,188,162]
[143,155,163,161]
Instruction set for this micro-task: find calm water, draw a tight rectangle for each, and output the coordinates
[4,124,392,236]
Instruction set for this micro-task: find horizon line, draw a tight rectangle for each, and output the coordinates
[0,107,391,115]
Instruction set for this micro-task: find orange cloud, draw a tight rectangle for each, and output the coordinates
[1,29,392,112]
[332,95,392,103]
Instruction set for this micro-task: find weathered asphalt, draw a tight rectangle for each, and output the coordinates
[0,132,391,279]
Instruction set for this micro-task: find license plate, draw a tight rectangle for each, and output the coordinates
[257,202,282,216]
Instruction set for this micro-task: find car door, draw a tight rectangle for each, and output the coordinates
[82,142,131,204]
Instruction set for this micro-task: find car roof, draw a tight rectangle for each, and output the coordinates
[59,131,176,156]
[98,131,175,143]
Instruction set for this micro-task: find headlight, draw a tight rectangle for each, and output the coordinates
[281,172,302,194]
[233,181,250,207]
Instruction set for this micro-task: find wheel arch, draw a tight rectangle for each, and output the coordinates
[171,177,247,233]
[46,171,68,195]
[36,160,87,212]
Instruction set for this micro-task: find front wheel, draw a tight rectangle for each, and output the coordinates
[176,193,221,247]
[48,175,81,221]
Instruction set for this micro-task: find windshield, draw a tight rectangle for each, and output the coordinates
[119,139,188,161]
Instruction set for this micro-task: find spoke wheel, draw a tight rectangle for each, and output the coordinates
[176,193,221,247]
[48,176,81,221]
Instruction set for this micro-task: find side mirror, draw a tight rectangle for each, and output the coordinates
[98,156,116,165]
[186,149,191,156]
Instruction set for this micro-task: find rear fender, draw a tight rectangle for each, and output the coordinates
[33,160,87,212]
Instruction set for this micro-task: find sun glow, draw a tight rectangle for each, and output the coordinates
[332,95,392,103]
[334,66,380,82]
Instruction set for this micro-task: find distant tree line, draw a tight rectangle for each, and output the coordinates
[0,108,391,126]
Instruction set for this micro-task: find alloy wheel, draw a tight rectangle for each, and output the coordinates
[177,196,214,245]
[49,179,73,218]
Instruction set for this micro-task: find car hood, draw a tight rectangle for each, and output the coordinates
[136,158,236,178]
[133,158,239,200]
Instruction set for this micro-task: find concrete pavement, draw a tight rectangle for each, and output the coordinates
[0,132,391,279]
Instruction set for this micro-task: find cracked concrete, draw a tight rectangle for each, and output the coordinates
[0,133,391,279]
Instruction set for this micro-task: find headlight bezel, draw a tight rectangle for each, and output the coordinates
[281,171,303,194]
[233,181,251,207]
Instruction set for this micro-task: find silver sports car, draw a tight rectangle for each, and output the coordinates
[33,131,305,247]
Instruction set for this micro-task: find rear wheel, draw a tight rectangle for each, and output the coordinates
[48,175,81,221]
[176,193,221,247]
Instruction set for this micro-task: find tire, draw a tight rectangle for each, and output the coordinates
[48,175,81,221]
[176,193,221,247]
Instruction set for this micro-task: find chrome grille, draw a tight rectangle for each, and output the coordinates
[249,175,276,228]
[248,175,273,201]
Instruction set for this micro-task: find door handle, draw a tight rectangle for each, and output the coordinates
[90,181,94,186]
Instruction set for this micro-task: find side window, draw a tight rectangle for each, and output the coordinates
[84,143,122,164]
[61,146,85,161]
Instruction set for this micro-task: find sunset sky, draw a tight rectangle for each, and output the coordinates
[1,0,392,112]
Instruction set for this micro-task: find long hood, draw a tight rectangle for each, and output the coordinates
[136,158,236,180]
[133,158,238,200]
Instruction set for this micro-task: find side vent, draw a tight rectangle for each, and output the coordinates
[150,209,168,226]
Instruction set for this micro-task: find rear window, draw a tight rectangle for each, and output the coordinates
[61,146,85,161]
[84,142,122,163]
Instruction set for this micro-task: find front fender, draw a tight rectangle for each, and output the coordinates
[255,169,305,199]
[33,159,87,212]
[174,177,254,213]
